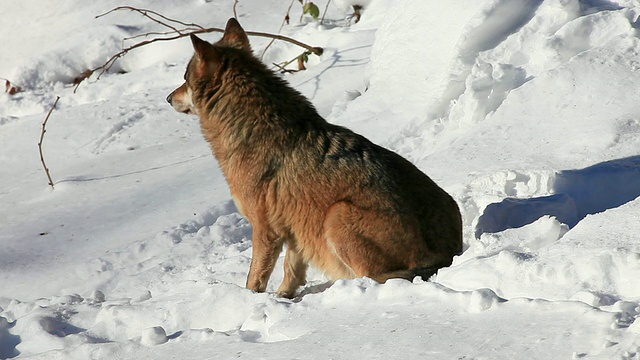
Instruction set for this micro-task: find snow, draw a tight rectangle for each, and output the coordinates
[1,0,640,358]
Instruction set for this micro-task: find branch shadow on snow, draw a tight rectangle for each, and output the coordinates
[290,44,372,103]
[475,155,640,238]
[56,154,208,184]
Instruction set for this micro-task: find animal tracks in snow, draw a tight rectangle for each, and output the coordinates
[91,110,145,154]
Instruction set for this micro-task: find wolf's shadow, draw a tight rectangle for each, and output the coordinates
[475,155,640,238]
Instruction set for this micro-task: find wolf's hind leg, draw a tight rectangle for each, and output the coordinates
[276,242,308,298]
[323,201,409,279]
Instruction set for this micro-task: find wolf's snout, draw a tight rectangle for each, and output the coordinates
[166,84,194,115]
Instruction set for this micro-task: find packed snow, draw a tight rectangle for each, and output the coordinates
[1,0,640,358]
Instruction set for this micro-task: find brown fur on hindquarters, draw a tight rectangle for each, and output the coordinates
[166,18,463,298]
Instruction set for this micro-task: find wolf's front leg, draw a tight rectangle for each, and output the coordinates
[246,228,283,293]
[276,243,308,298]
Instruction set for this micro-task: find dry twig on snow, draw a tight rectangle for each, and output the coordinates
[2,77,22,95]
[39,96,60,189]
[320,0,332,25]
[260,0,297,60]
[233,0,239,19]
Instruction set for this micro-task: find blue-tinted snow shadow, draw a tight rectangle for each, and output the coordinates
[578,0,624,13]
[0,317,20,359]
[475,155,640,238]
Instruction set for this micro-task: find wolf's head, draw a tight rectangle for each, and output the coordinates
[166,18,251,115]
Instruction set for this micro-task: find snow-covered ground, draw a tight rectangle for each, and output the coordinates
[1,0,640,358]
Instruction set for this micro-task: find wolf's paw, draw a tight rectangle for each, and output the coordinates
[275,288,297,299]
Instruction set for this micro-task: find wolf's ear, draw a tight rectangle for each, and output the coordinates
[190,34,212,61]
[220,18,251,51]
[190,34,220,76]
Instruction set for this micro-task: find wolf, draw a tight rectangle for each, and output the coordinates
[166,18,462,298]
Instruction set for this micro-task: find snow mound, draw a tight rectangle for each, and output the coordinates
[439,198,640,301]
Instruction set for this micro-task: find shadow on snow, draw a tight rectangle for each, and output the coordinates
[475,155,640,238]
[0,317,20,359]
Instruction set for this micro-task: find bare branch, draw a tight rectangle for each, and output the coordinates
[272,62,299,74]
[74,7,323,91]
[96,6,205,31]
[260,0,296,61]
[321,0,332,25]
[274,50,312,73]
[233,0,239,19]
[39,96,60,189]
[123,30,193,42]
[74,33,188,92]
[246,30,323,55]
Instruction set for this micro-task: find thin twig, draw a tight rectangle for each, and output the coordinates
[300,0,306,23]
[74,33,186,92]
[272,62,298,74]
[123,30,197,42]
[261,0,296,60]
[39,96,60,189]
[233,0,239,19]
[320,0,332,25]
[74,7,323,91]
[97,6,205,30]
[274,50,312,73]
[246,30,322,55]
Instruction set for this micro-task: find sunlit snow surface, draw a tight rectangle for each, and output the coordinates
[1,0,639,358]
